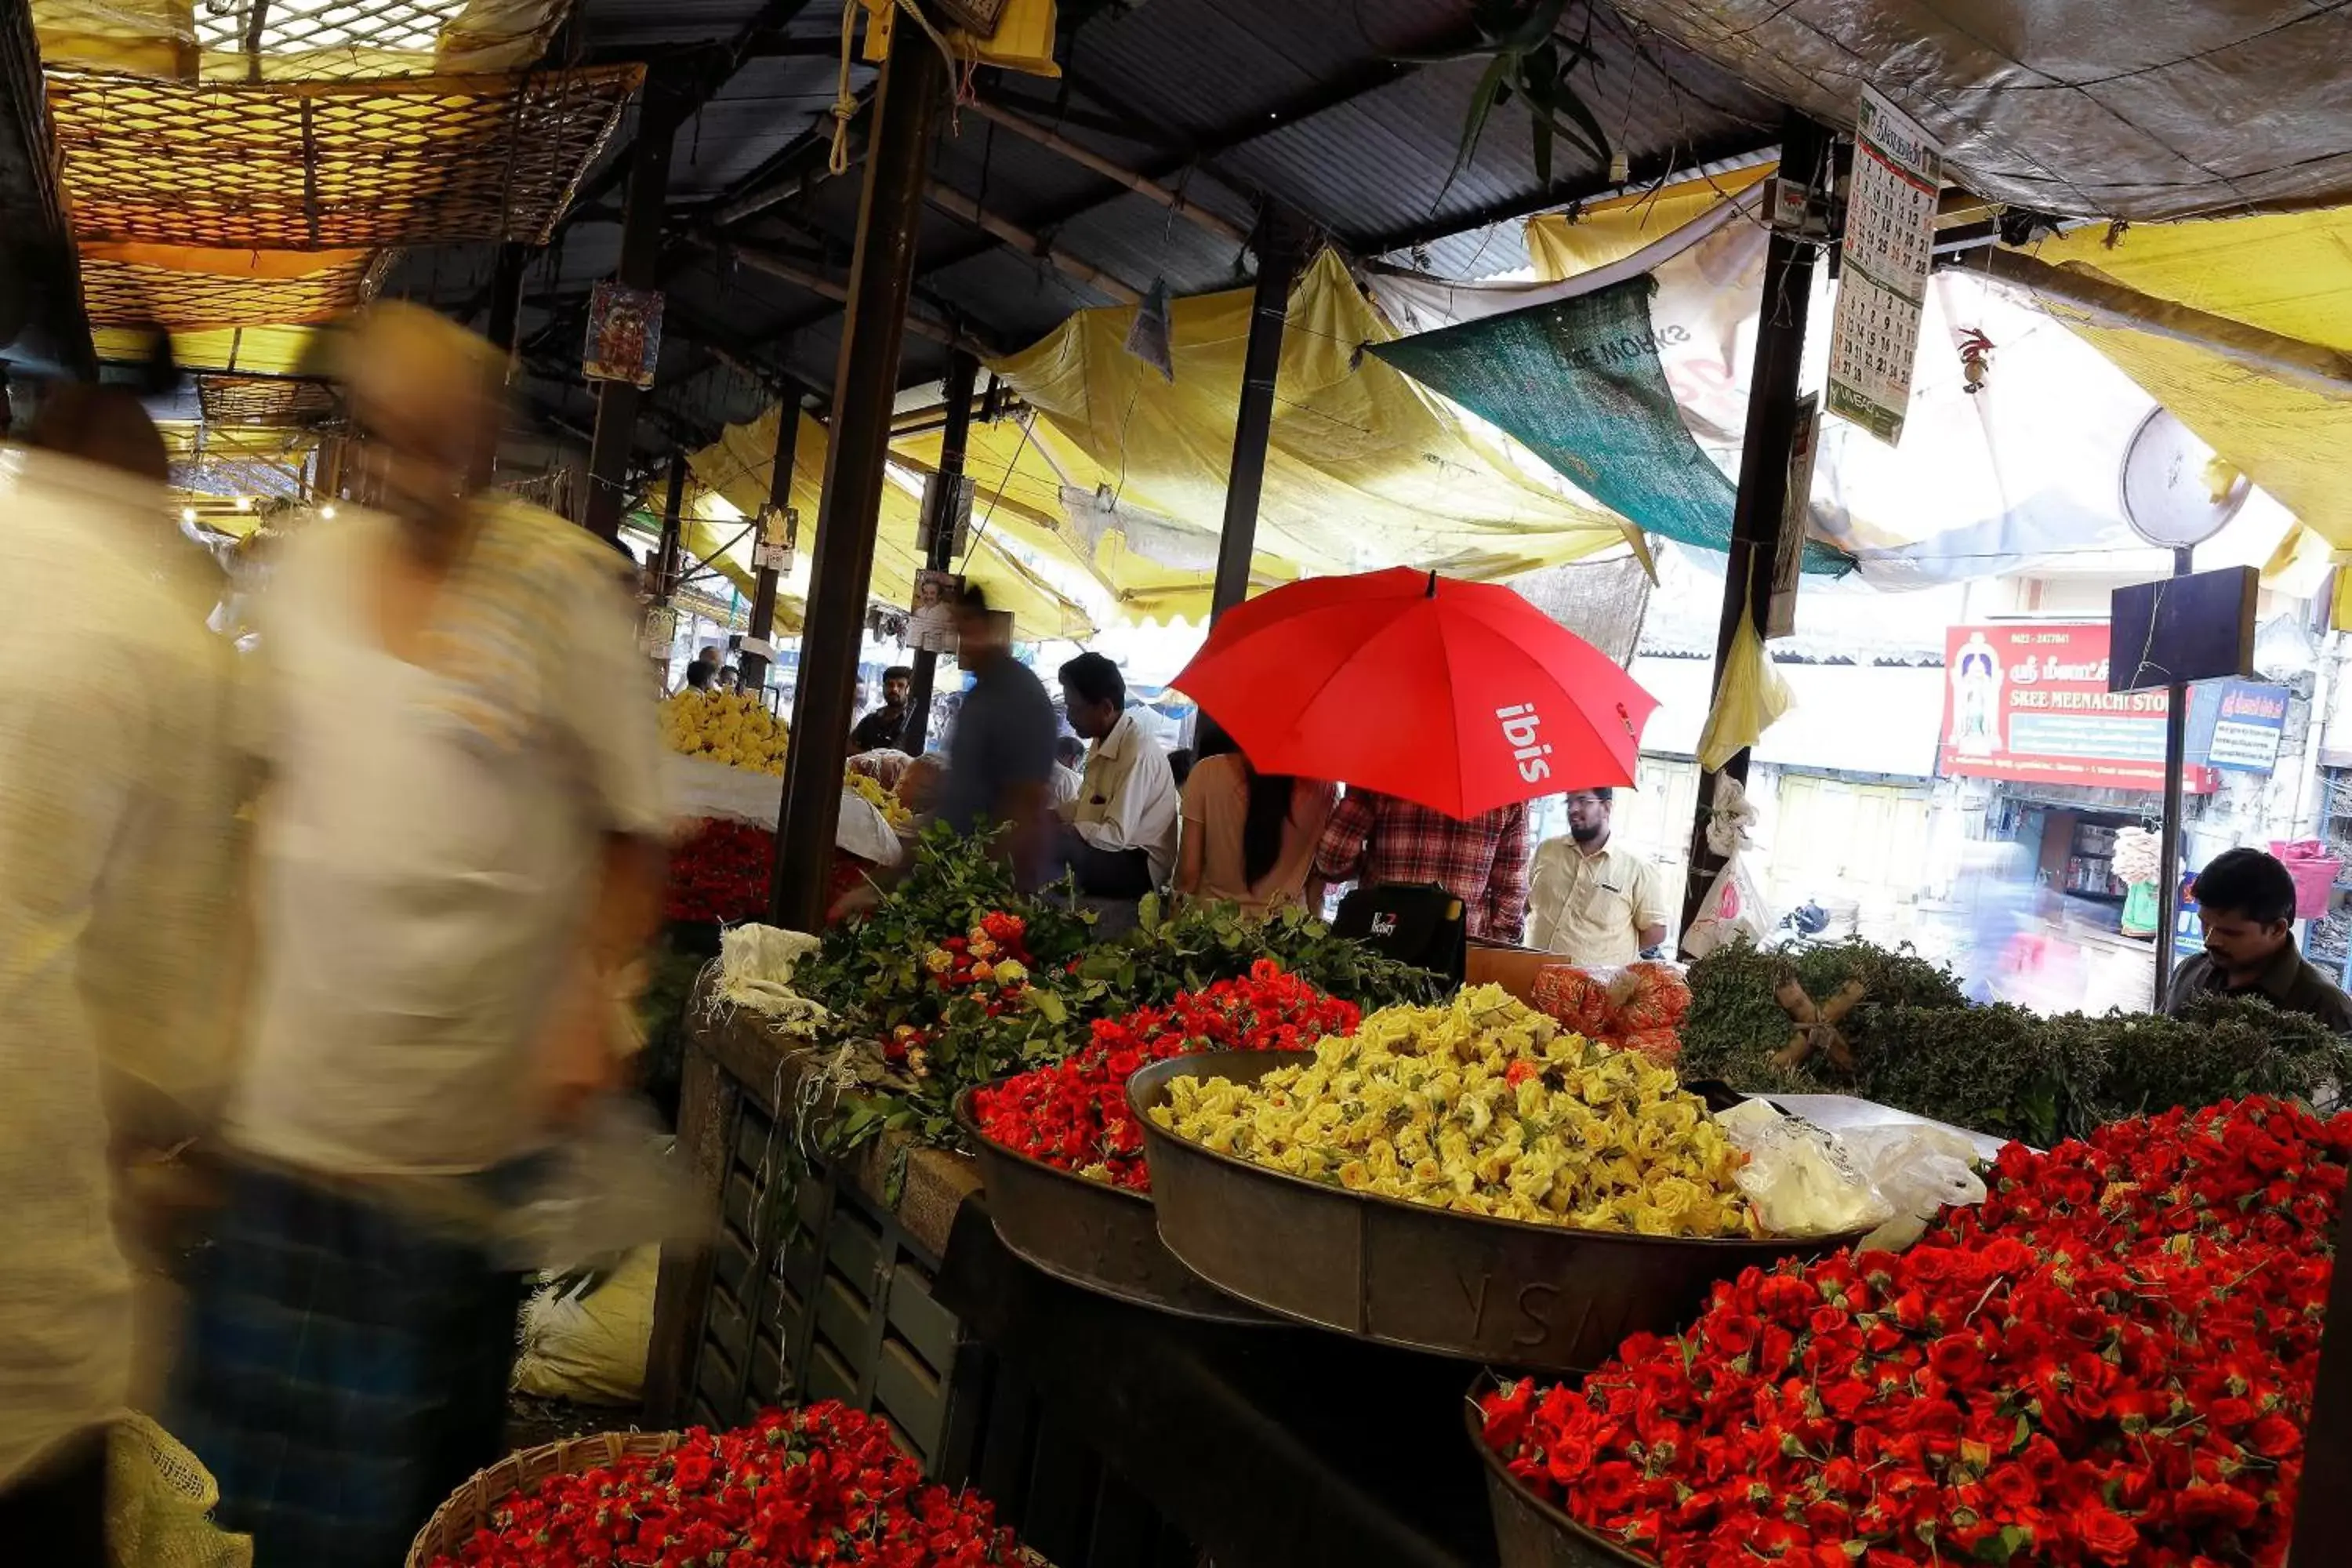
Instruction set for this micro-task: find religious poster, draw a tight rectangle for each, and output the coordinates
[584,281,663,388]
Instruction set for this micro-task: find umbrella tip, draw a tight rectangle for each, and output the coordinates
[1425,569,1438,599]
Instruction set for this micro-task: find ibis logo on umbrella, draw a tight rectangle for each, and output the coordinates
[1496,703,1553,784]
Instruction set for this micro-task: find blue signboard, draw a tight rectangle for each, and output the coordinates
[2185,679,2291,773]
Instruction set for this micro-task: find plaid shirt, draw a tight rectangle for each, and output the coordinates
[1312,789,1530,942]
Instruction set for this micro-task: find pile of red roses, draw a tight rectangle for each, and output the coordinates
[967,960,1359,1189]
[429,1402,1026,1567]
[1482,1096,2351,1567]
[664,817,775,925]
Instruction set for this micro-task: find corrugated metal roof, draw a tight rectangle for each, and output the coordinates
[391,0,1784,466]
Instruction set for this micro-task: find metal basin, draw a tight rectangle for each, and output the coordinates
[1131,1050,1863,1374]
[1467,1385,1658,1568]
[952,1082,1282,1326]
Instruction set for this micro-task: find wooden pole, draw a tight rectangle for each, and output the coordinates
[1210,208,1301,617]
[965,100,1250,249]
[1977,248,2352,395]
[582,75,681,540]
[901,351,978,757]
[739,405,800,696]
[653,455,688,604]
[718,241,984,354]
[1677,112,1829,940]
[924,183,1143,304]
[768,35,949,931]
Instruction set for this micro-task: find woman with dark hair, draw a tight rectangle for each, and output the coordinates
[1175,725,1334,915]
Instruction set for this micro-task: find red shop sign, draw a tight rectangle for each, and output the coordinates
[1940,622,2216,793]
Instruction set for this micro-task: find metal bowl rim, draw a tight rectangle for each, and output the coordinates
[949,1077,1156,1209]
[1464,1372,1663,1568]
[1129,1049,1872,1254]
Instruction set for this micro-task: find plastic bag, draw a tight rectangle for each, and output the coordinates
[1693,608,1792,771]
[1719,1100,1891,1239]
[1681,775,1769,960]
[1719,1102,1988,1245]
[493,1097,706,1274]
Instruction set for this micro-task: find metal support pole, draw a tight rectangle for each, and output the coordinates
[901,350,978,757]
[472,242,533,488]
[582,78,681,540]
[1678,112,1829,940]
[2154,543,2194,1007]
[768,35,948,930]
[739,405,800,695]
[653,454,688,604]
[1211,209,1303,619]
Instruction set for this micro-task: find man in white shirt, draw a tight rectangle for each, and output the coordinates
[171,304,668,1568]
[1528,787,1671,966]
[1054,652,1178,897]
[1,389,241,1565]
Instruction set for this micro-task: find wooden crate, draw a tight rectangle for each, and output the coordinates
[647,1002,1201,1566]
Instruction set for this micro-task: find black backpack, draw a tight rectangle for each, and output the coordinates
[1332,881,1467,985]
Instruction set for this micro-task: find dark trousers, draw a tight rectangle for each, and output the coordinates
[0,1428,108,1568]
[1055,824,1156,898]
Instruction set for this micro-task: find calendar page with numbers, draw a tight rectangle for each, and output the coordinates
[1826,89,1944,445]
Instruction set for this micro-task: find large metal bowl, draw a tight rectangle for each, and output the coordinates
[1465,1382,1659,1568]
[951,1080,1283,1326]
[1130,1050,1864,1374]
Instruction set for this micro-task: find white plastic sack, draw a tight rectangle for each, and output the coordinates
[1681,775,1769,960]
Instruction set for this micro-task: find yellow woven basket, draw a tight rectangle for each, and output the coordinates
[406,1428,1054,1568]
[405,1431,684,1568]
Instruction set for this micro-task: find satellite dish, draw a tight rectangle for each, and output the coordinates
[2119,408,2249,550]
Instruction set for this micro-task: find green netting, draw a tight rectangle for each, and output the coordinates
[1371,277,1852,575]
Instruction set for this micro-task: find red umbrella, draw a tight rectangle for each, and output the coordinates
[1172,567,1657,818]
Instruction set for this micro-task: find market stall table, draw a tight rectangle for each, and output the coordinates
[934,1200,1501,1568]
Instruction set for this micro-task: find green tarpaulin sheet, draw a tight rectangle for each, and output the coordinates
[1371,276,1852,575]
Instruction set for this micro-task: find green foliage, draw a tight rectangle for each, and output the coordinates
[1396,0,1611,187]
[1680,936,2352,1146]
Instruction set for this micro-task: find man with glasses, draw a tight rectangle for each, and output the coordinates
[1529,787,1671,965]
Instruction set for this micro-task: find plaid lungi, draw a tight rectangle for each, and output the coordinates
[169,1162,523,1568]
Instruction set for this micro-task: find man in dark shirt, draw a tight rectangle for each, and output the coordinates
[2164,847,2352,1032]
[850,665,913,753]
[932,586,1056,881]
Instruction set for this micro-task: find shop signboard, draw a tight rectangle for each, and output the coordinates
[1939,622,2218,793]
[2185,678,2291,773]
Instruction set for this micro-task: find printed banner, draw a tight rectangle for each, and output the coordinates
[2187,678,2292,772]
[584,281,662,388]
[1940,622,2216,793]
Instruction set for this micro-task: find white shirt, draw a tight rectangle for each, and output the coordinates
[0,452,243,1483]
[229,507,667,1178]
[1049,762,1083,808]
[1057,710,1179,883]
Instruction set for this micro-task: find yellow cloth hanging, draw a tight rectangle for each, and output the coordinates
[2012,209,2352,553]
[1693,604,1792,771]
[1523,165,1776,282]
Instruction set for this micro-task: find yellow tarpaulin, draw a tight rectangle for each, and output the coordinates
[984,249,1628,622]
[1525,164,1776,281]
[2013,211,2352,554]
[684,409,1098,643]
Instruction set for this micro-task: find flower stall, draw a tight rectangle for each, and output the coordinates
[635,850,2352,1568]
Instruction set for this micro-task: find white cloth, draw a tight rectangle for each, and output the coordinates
[0,452,241,1484]
[1058,710,1179,883]
[229,509,667,1178]
[1050,762,1083,808]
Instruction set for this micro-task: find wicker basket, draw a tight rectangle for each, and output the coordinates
[406,1429,1054,1568]
[405,1431,684,1568]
